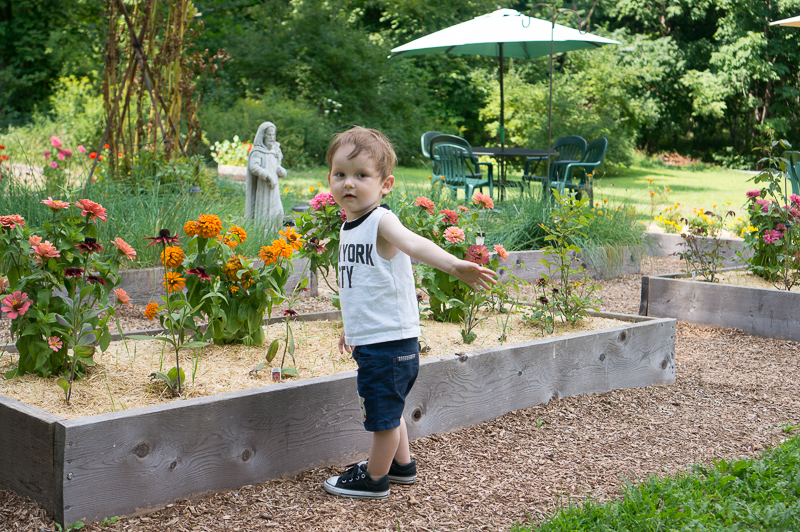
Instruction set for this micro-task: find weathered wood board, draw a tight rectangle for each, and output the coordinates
[0,312,675,526]
[645,232,749,267]
[641,273,800,341]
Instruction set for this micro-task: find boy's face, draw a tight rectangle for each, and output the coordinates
[328,143,394,221]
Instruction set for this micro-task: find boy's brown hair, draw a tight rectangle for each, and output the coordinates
[326,126,397,178]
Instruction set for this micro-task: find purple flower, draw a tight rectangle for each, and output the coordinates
[746,190,762,199]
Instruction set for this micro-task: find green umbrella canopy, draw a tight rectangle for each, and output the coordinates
[391,8,618,160]
[771,15,800,27]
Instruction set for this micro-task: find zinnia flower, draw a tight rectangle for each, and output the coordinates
[0,215,25,230]
[112,237,136,260]
[144,228,181,246]
[50,161,58,169]
[114,288,132,306]
[186,266,211,281]
[43,150,51,158]
[183,221,198,238]
[2,291,32,319]
[77,145,86,154]
[259,245,278,265]
[339,209,347,222]
[57,152,65,161]
[162,271,186,293]
[41,197,70,211]
[86,274,107,285]
[161,246,185,268]
[457,206,469,213]
[494,244,509,261]
[224,255,245,280]
[279,227,304,250]
[465,244,490,265]
[75,237,103,254]
[271,239,294,259]
[746,189,762,199]
[29,235,42,247]
[144,302,160,320]
[64,267,84,278]
[195,214,222,238]
[444,226,465,244]
[472,192,494,210]
[48,336,62,351]
[440,209,459,225]
[414,196,435,215]
[309,192,337,210]
[75,199,107,222]
[229,225,247,245]
[50,136,62,148]
[89,152,97,159]
[33,240,60,260]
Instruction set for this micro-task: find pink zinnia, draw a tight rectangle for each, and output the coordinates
[57,152,65,161]
[414,196,435,215]
[43,150,51,158]
[339,209,347,222]
[440,209,459,225]
[28,235,42,247]
[112,237,136,260]
[309,192,337,210]
[50,136,62,148]
[746,190,761,199]
[494,244,509,261]
[763,230,782,244]
[33,240,60,260]
[41,197,70,210]
[49,161,58,169]
[444,226,465,243]
[114,288,132,306]
[1,291,32,319]
[472,192,494,210]
[48,336,62,351]
[75,199,107,222]
[465,244,490,265]
[457,206,469,213]
[77,145,86,154]
[0,214,25,230]
[60,148,72,158]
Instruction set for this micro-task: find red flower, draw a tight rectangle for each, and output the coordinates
[144,228,181,247]
[75,237,104,254]
[64,267,85,278]
[186,266,211,281]
[89,152,97,159]
[465,244,489,265]
[75,199,107,222]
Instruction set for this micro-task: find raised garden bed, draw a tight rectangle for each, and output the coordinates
[640,269,800,341]
[645,231,749,267]
[0,310,675,526]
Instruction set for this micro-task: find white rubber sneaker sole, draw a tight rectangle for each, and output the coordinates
[322,476,390,499]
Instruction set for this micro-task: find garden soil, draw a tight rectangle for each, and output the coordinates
[3,255,800,531]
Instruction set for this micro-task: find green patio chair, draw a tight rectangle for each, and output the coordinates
[431,140,493,202]
[555,137,608,202]
[522,135,587,196]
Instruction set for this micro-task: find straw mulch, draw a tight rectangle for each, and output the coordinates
[2,256,800,532]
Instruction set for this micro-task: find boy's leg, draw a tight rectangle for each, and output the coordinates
[367,425,400,478]
[394,416,412,464]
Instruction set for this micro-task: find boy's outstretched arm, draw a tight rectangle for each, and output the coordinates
[378,215,497,290]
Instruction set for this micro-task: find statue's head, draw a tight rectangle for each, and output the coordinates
[254,121,277,148]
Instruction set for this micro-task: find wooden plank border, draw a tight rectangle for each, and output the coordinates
[0,312,675,526]
[645,231,749,267]
[641,271,800,341]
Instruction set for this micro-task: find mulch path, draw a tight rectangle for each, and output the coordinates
[2,256,799,531]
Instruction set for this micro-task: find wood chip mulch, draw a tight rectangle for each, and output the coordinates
[2,256,800,532]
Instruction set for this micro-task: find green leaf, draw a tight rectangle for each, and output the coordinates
[56,377,71,396]
[180,341,210,350]
[265,339,280,363]
[281,366,299,378]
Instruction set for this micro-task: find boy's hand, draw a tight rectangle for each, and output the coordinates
[453,260,498,291]
[338,331,353,354]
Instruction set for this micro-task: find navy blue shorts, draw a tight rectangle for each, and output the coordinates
[352,337,420,432]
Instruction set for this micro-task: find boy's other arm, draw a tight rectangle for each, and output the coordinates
[378,215,497,290]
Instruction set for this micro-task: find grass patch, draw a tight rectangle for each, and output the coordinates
[514,436,800,531]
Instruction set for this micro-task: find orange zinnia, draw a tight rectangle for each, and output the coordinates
[229,225,247,244]
[183,221,198,238]
[161,246,184,268]
[144,302,160,320]
[162,271,186,293]
[258,245,278,265]
[195,214,222,238]
[271,239,293,259]
[279,227,304,251]
[224,255,245,281]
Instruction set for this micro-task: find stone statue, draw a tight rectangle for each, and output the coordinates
[245,122,287,230]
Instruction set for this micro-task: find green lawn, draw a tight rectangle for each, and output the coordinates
[283,160,759,222]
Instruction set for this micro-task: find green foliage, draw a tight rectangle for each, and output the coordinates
[210,136,253,166]
[515,437,800,531]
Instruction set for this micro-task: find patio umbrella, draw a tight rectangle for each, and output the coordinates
[390,8,618,182]
[770,15,800,27]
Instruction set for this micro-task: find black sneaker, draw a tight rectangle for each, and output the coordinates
[323,463,390,499]
[388,459,417,485]
[358,459,417,485]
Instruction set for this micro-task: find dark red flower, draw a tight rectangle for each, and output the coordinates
[75,237,104,254]
[283,309,298,317]
[186,266,211,281]
[538,296,549,305]
[64,267,85,278]
[86,274,107,285]
[144,228,181,247]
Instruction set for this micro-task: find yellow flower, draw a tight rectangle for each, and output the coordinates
[309,186,315,193]
[183,221,198,238]
[162,272,186,293]
[160,246,184,269]
[195,214,222,238]
[144,302,159,320]
[279,226,304,251]
[603,199,608,203]
[224,255,245,281]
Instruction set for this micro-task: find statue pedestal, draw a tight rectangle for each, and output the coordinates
[217,164,247,181]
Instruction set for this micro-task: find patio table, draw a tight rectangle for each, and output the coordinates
[472,147,556,200]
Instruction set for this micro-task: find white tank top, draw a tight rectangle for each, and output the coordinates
[338,206,421,346]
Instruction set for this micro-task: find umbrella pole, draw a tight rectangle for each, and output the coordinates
[499,43,505,201]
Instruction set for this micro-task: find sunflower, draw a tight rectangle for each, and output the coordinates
[144,302,160,320]
[160,246,185,269]
[162,271,186,293]
[195,214,222,238]
[183,221,198,238]
[279,227,304,251]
